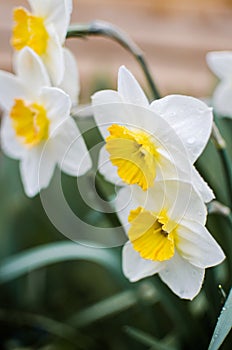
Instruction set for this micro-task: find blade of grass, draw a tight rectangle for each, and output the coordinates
[124,325,177,350]
[208,287,232,350]
[0,241,121,284]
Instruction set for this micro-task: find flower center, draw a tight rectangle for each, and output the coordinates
[128,206,177,261]
[10,99,49,147]
[106,124,159,190]
[11,7,49,55]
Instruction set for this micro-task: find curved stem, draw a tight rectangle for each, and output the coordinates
[67,21,160,100]
[0,308,86,348]
[212,120,232,209]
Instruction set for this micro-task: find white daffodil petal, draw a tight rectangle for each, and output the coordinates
[118,66,149,107]
[92,92,127,139]
[206,51,232,80]
[150,95,213,162]
[1,114,26,159]
[145,180,207,225]
[211,80,232,117]
[98,146,123,185]
[115,186,141,232]
[0,71,26,111]
[58,48,79,105]
[93,97,192,165]
[20,144,56,197]
[28,0,71,43]
[54,118,92,176]
[14,47,50,97]
[159,252,205,300]
[176,220,225,269]
[39,87,71,133]
[44,24,64,85]
[192,166,215,203]
[123,242,163,282]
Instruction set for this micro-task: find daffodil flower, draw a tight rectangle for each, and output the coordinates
[207,51,232,117]
[0,47,92,197]
[58,47,80,106]
[92,66,214,203]
[11,0,73,85]
[115,180,225,299]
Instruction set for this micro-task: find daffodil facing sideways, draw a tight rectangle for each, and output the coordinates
[0,47,92,197]
[207,51,232,117]
[92,66,214,203]
[115,180,225,299]
[11,0,73,85]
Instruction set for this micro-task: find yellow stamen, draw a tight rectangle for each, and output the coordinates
[10,99,49,147]
[128,206,177,261]
[11,7,49,55]
[106,124,159,190]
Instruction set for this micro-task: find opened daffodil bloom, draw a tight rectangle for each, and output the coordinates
[0,47,91,197]
[11,0,73,85]
[207,51,232,117]
[115,180,225,299]
[92,66,214,203]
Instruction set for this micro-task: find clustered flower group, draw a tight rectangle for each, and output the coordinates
[0,0,227,299]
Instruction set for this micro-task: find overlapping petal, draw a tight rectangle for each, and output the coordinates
[211,80,232,117]
[206,51,232,117]
[27,0,72,43]
[0,47,91,197]
[116,180,225,299]
[150,95,213,163]
[122,242,163,282]
[159,252,205,300]
[12,1,73,85]
[0,71,26,110]
[118,66,149,107]
[19,144,56,197]
[58,48,80,105]
[1,114,26,159]
[43,23,65,85]
[38,86,71,132]
[14,47,50,97]
[53,118,92,176]
[176,220,225,269]
[206,51,232,80]
[92,66,214,202]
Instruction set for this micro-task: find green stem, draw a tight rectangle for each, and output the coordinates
[0,308,88,348]
[68,281,158,328]
[67,21,160,100]
[212,121,232,209]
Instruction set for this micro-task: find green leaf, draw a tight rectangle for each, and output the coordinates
[124,325,177,350]
[0,241,121,283]
[208,287,232,350]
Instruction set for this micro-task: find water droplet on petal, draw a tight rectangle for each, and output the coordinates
[187,137,195,145]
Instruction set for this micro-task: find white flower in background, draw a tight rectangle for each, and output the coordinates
[116,180,225,299]
[11,0,73,85]
[92,66,214,203]
[59,47,80,106]
[0,47,92,197]
[207,51,232,117]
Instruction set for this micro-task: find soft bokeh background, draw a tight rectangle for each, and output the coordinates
[0,1,232,349]
[1,0,232,100]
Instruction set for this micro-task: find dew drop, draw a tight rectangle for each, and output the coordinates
[187,137,195,145]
